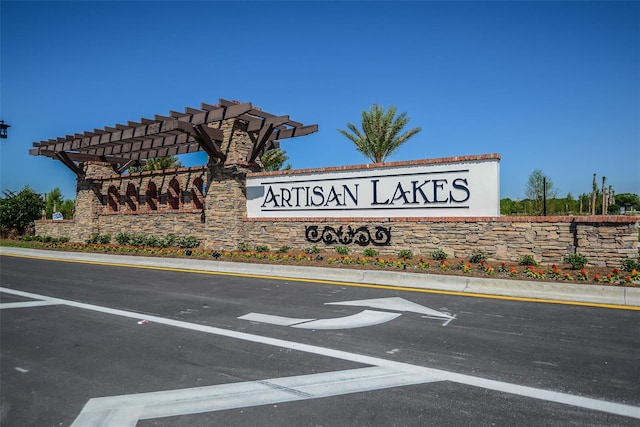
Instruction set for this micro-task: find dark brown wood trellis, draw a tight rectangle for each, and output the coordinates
[29,99,318,177]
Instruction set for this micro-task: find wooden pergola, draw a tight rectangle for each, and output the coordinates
[30,99,318,177]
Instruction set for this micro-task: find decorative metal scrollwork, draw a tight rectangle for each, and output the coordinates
[305,225,391,246]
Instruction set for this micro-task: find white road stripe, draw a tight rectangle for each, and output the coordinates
[72,366,439,425]
[1,286,638,422]
[0,300,61,309]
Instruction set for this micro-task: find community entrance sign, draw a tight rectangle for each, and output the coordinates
[246,155,500,218]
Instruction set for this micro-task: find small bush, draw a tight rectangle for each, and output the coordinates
[398,249,413,260]
[85,233,110,244]
[621,258,639,272]
[518,255,538,267]
[563,253,588,270]
[363,247,378,257]
[178,236,200,249]
[255,245,270,253]
[163,233,178,248]
[469,250,488,264]
[304,244,319,254]
[115,232,131,245]
[237,242,251,252]
[144,235,160,247]
[277,245,291,253]
[334,245,351,255]
[431,248,447,261]
[129,234,146,246]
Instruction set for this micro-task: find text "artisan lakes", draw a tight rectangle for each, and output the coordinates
[260,178,471,209]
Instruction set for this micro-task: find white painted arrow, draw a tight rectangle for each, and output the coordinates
[239,310,402,329]
[326,297,456,325]
[238,297,455,329]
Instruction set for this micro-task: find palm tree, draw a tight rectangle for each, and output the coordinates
[338,104,422,164]
[261,148,292,171]
[142,156,182,171]
[129,156,183,173]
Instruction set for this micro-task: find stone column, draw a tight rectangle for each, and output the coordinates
[73,162,113,242]
[201,118,262,249]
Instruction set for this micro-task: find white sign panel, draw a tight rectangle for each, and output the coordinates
[246,156,500,218]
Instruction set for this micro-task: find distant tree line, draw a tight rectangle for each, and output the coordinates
[502,170,639,216]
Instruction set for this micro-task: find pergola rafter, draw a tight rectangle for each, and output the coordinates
[30,99,318,177]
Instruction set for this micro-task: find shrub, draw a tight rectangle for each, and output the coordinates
[163,233,178,248]
[237,242,251,252]
[621,258,639,272]
[431,248,447,261]
[398,249,413,260]
[86,233,110,244]
[277,245,291,253]
[255,245,270,253]
[469,250,488,263]
[115,232,131,245]
[563,253,588,270]
[304,244,319,254]
[518,255,538,267]
[334,245,351,255]
[129,234,146,246]
[178,236,200,249]
[363,247,378,257]
[145,235,160,247]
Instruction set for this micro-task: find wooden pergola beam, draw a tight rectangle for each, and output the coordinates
[54,152,85,178]
[30,99,318,173]
[192,125,226,163]
[248,116,290,165]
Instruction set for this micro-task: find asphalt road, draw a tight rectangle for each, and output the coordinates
[1,254,639,426]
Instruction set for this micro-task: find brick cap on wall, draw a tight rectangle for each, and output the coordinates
[248,153,501,178]
[244,215,639,224]
[89,165,208,181]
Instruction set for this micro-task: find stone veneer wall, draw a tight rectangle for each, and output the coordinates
[35,152,638,268]
[239,216,638,267]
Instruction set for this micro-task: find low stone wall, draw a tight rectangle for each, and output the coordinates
[36,211,204,242]
[32,220,76,239]
[240,216,638,268]
[35,214,638,267]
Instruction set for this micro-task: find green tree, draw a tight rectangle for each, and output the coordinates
[500,197,517,215]
[46,188,64,219]
[613,193,640,212]
[338,104,422,163]
[0,186,45,234]
[60,199,75,219]
[261,148,292,171]
[45,188,75,219]
[524,169,557,215]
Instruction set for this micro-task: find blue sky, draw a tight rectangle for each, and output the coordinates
[1,1,638,201]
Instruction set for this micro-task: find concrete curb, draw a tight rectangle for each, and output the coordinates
[1,247,638,307]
